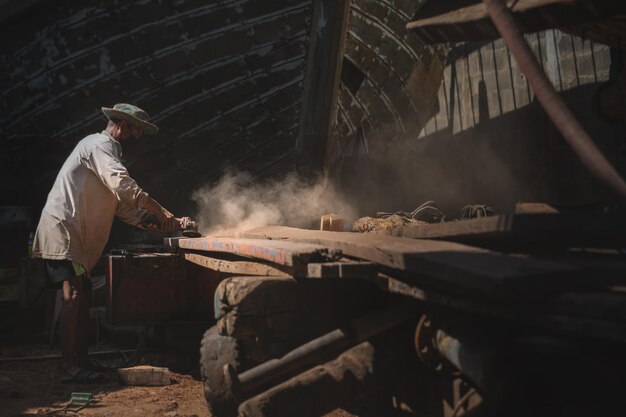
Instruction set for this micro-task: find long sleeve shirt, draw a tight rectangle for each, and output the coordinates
[33,131,150,273]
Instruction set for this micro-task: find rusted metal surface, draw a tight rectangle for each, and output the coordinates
[434,329,501,392]
[483,0,626,202]
[414,315,505,391]
[414,315,449,373]
[106,253,213,325]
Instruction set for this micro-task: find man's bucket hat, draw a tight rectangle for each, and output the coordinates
[102,103,159,134]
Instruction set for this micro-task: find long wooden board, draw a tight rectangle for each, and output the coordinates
[225,227,581,298]
[371,272,626,344]
[182,252,290,277]
[177,237,333,267]
[405,0,585,43]
[378,213,626,250]
[406,0,575,30]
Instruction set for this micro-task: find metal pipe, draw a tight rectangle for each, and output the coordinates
[225,301,418,400]
[435,328,514,394]
[483,0,626,202]
[237,342,377,417]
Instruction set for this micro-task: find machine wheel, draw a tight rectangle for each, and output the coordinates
[199,326,241,417]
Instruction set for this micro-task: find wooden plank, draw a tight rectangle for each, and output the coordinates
[553,291,626,322]
[177,237,333,267]
[407,0,576,30]
[515,202,559,214]
[182,252,291,277]
[405,0,598,43]
[372,272,626,344]
[226,226,580,298]
[182,250,376,279]
[379,213,626,249]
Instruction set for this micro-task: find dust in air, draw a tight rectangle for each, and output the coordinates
[192,171,357,235]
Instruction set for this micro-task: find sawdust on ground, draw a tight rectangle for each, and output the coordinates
[0,349,357,417]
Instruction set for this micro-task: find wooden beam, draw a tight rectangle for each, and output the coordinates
[177,237,333,267]
[405,0,606,43]
[182,252,291,277]
[407,0,576,30]
[296,0,352,176]
[372,273,626,344]
[226,226,581,299]
[515,202,559,214]
[182,250,376,279]
[378,213,626,250]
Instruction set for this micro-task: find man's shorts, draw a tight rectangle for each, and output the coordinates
[45,260,86,289]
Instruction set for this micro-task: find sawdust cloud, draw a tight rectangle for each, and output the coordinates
[192,171,358,235]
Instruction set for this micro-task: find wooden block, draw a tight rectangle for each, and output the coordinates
[320,214,344,231]
[515,202,559,214]
[117,366,170,386]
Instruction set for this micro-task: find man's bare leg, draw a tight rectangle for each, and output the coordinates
[77,276,92,368]
[60,275,91,373]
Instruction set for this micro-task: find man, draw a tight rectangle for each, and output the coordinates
[32,103,180,382]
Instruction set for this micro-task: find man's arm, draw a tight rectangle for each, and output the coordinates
[137,197,179,232]
[115,204,149,227]
[116,204,180,233]
[86,141,179,232]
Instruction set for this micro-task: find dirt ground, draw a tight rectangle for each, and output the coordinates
[0,345,356,417]
[0,345,209,417]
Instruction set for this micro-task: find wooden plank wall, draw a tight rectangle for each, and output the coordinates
[0,0,314,212]
[420,30,612,136]
[332,23,623,217]
[399,30,622,212]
